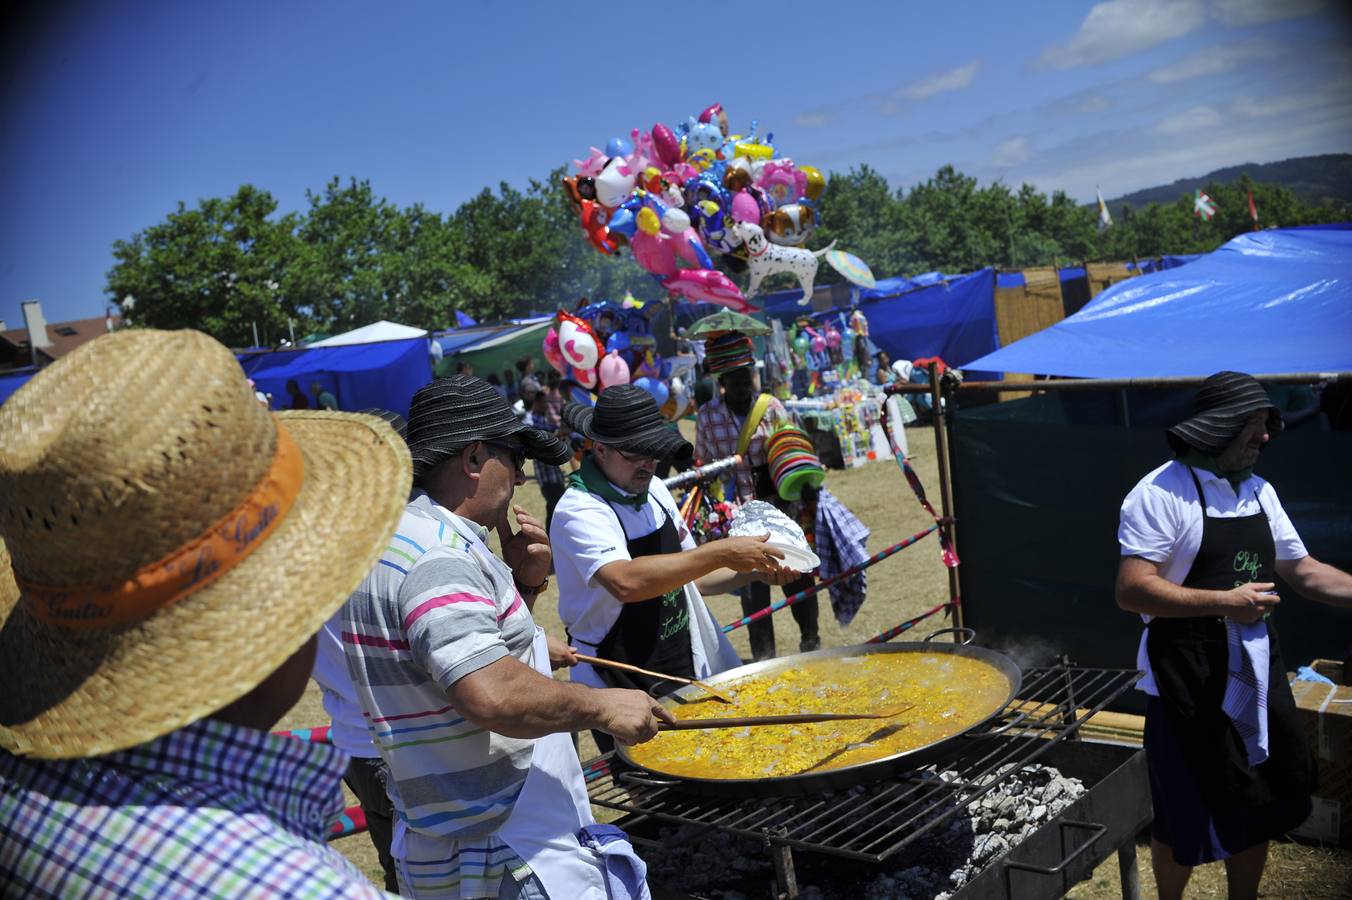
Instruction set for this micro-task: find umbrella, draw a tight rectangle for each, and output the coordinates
[686,309,772,339]
[824,250,876,288]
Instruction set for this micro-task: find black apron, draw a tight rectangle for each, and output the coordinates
[1146,467,1316,814]
[591,501,695,693]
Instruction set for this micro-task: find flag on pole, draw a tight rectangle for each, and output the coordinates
[1193,189,1217,221]
[1096,187,1113,232]
[1247,189,1259,231]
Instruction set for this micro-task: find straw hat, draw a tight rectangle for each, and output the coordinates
[0,329,411,758]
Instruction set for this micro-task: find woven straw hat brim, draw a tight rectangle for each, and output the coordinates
[563,404,692,461]
[0,411,411,759]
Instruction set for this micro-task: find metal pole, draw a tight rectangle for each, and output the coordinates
[1117,838,1141,900]
[288,318,295,345]
[884,371,1351,395]
[928,364,963,636]
[252,321,260,348]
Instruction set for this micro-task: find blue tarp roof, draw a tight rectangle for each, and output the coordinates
[964,225,1352,378]
[239,337,432,418]
[0,368,36,406]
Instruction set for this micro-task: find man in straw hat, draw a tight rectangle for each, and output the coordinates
[0,329,411,896]
[695,330,820,660]
[1116,371,1352,899]
[551,385,793,750]
[342,374,670,899]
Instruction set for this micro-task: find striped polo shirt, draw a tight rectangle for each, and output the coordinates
[342,490,539,897]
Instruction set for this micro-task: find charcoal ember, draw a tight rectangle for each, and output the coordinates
[1031,804,1048,821]
[971,832,1010,865]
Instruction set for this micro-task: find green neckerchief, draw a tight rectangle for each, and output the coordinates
[1179,448,1254,493]
[567,455,648,509]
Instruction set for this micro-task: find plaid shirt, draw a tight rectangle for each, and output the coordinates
[0,718,383,898]
[815,487,871,625]
[694,394,787,506]
[529,412,565,488]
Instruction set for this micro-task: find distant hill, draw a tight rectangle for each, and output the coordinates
[1105,154,1352,210]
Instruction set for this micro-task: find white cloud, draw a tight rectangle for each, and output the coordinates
[1154,105,1223,133]
[1011,92,1352,202]
[991,136,1031,167]
[1036,0,1205,70]
[1209,0,1326,26]
[793,112,832,128]
[901,61,982,100]
[1148,37,1281,83]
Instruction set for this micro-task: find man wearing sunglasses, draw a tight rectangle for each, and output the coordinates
[342,375,671,899]
[551,385,794,751]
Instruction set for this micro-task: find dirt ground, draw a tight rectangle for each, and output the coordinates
[277,420,1351,898]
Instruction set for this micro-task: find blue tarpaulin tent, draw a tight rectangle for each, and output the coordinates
[239,337,432,418]
[0,368,35,406]
[964,226,1352,378]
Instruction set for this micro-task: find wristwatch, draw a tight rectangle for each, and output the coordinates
[516,576,549,595]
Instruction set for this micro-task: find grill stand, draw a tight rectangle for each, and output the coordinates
[585,663,1147,899]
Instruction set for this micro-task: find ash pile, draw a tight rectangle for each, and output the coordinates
[638,764,1086,900]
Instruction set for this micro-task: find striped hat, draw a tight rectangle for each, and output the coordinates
[704,331,755,375]
[1166,371,1282,456]
[766,423,826,500]
[407,375,571,480]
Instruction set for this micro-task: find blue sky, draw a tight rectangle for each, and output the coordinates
[3,0,1349,327]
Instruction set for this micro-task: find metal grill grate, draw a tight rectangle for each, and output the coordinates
[583,664,1141,863]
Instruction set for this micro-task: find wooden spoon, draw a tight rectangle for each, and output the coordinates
[658,703,914,731]
[575,653,737,704]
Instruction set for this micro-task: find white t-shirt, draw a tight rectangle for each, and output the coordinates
[551,476,741,689]
[552,478,694,645]
[310,611,380,758]
[1118,460,1307,695]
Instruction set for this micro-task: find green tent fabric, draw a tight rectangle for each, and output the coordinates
[437,319,553,379]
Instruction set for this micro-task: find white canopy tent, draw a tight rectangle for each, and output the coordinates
[309,320,428,347]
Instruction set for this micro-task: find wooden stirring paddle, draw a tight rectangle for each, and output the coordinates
[574,653,737,704]
[658,703,914,731]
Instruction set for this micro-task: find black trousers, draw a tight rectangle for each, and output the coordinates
[741,575,818,661]
[343,756,399,894]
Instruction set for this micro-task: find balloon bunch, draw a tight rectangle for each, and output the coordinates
[542,299,686,416]
[564,103,836,310]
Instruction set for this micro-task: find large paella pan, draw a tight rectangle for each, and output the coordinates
[616,633,1021,797]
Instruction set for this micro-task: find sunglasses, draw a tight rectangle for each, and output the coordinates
[484,440,527,470]
[614,447,658,465]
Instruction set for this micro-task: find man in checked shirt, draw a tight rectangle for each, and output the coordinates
[695,331,821,660]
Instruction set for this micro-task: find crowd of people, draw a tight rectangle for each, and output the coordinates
[1,326,1347,899]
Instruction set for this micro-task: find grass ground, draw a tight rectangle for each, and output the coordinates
[277,420,1351,898]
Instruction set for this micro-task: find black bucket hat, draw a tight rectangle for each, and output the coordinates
[1167,371,1282,456]
[563,385,692,461]
[407,375,571,478]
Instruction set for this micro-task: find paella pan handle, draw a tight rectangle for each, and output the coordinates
[965,710,1029,738]
[922,626,976,645]
[617,770,683,789]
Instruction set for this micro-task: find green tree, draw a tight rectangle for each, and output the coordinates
[105,185,302,346]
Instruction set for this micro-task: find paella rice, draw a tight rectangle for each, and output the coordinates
[628,652,1011,779]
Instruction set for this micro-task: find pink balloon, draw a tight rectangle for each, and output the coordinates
[730,190,761,224]
[663,269,755,313]
[630,230,678,279]
[572,365,598,389]
[652,122,682,167]
[598,351,631,388]
[542,327,566,373]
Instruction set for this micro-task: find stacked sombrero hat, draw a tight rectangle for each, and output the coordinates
[704,331,755,375]
[765,422,825,500]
